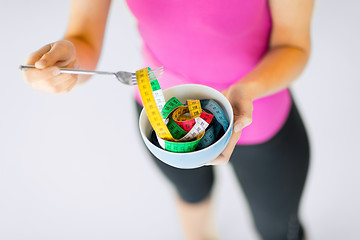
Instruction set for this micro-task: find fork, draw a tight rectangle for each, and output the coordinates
[19,65,164,85]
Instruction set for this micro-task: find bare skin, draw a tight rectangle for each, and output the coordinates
[23,0,111,92]
[23,0,314,239]
[209,0,314,165]
[176,195,218,240]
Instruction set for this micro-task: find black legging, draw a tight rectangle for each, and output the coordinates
[135,98,310,240]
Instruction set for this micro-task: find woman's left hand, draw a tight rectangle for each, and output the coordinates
[206,83,254,165]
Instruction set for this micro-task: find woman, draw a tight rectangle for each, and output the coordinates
[23,0,314,239]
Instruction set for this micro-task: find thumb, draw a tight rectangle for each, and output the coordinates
[233,115,252,133]
[35,42,74,69]
[232,101,253,133]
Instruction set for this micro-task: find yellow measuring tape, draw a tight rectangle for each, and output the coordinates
[136,67,228,153]
[187,99,202,118]
[136,68,175,141]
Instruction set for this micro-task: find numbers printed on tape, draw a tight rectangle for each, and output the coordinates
[157,131,205,153]
[167,117,188,139]
[178,117,209,141]
[136,67,230,153]
[187,99,202,118]
[200,99,229,131]
[161,97,183,119]
[137,68,174,141]
[150,78,166,112]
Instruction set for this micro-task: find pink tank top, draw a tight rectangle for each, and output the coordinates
[126,0,292,145]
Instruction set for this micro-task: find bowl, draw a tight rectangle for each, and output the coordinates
[139,84,233,169]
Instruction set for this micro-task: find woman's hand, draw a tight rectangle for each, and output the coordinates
[206,83,254,165]
[23,40,79,94]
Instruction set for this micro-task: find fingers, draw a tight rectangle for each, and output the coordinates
[23,40,78,94]
[23,65,78,94]
[63,78,78,92]
[233,100,253,133]
[35,42,76,69]
[206,85,255,166]
[23,65,76,86]
[220,129,242,160]
[222,86,253,133]
[26,44,52,65]
[52,74,78,92]
[23,66,60,83]
[206,128,242,165]
[29,71,78,94]
[232,99,253,133]
[25,40,76,69]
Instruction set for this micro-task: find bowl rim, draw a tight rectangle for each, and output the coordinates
[138,84,234,156]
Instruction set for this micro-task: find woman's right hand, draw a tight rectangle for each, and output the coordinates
[23,40,79,94]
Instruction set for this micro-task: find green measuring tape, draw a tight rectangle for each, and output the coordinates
[137,68,229,153]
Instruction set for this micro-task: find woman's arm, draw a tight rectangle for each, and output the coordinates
[238,0,314,99]
[24,0,111,93]
[210,0,314,165]
[64,0,112,78]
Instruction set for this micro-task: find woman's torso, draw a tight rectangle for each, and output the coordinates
[126,0,292,145]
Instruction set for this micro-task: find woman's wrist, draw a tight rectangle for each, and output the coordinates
[63,36,99,71]
[232,79,261,102]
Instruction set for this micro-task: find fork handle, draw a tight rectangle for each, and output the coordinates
[19,65,115,76]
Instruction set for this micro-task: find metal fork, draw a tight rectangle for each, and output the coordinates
[19,65,164,85]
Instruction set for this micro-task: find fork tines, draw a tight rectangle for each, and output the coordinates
[131,67,164,83]
[149,67,164,80]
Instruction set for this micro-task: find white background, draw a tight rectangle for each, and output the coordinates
[0,0,359,239]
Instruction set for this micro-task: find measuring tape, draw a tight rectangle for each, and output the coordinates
[150,78,166,113]
[136,68,230,153]
[137,68,174,141]
[157,131,205,153]
[161,97,183,119]
[187,99,202,118]
[200,99,229,131]
[167,117,188,139]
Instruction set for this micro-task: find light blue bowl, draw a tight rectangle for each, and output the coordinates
[139,84,233,169]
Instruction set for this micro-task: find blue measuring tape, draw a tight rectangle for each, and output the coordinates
[150,98,229,152]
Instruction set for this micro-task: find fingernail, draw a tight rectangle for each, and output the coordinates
[234,123,242,133]
[35,59,46,68]
[52,68,60,76]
